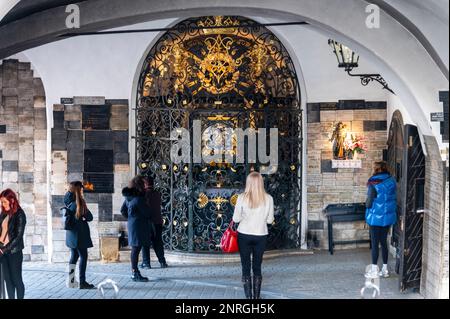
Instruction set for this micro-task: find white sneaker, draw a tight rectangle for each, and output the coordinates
[379,267,389,278]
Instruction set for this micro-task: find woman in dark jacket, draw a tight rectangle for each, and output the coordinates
[64,181,95,289]
[0,189,26,299]
[140,176,168,269]
[121,176,152,282]
[365,161,397,279]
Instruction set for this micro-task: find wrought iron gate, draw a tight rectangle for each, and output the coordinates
[135,16,303,252]
[387,118,425,291]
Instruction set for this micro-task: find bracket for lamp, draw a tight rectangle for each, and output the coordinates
[347,70,395,94]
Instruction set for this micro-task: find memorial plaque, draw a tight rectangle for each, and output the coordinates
[84,150,114,173]
[82,105,111,130]
[51,195,65,217]
[85,131,113,150]
[431,112,444,122]
[307,104,320,123]
[0,125,6,134]
[51,129,67,151]
[61,98,74,104]
[83,173,114,193]
[337,100,365,110]
[99,194,113,222]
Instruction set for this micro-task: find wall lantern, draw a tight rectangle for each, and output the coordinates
[328,39,395,94]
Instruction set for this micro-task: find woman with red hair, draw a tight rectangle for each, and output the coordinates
[0,189,27,299]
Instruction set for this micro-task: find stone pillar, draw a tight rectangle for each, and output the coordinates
[0,59,48,261]
[421,135,448,298]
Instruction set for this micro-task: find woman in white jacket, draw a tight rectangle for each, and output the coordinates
[232,172,274,299]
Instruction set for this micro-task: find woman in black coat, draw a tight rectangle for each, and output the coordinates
[121,176,152,282]
[0,189,26,299]
[64,181,95,290]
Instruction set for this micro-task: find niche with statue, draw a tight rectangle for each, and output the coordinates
[329,121,366,168]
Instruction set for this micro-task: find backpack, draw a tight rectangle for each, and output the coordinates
[60,207,76,231]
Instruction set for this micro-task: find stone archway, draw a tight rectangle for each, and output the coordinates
[134,16,303,252]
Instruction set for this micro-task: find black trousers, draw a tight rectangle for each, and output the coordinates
[131,246,142,271]
[0,251,25,299]
[237,232,267,277]
[69,248,88,283]
[370,226,390,265]
[142,224,166,264]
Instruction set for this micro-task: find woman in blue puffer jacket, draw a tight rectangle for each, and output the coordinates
[365,161,397,278]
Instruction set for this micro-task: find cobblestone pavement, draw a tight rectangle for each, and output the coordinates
[20,249,422,299]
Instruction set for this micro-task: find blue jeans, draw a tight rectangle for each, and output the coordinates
[69,248,88,283]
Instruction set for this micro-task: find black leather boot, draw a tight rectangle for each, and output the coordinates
[253,276,262,299]
[131,270,149,282]
[242,276,252,299]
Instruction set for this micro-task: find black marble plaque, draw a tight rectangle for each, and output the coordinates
[85,131,114,150]
[0,125,6,134]
[440,91,449,142]
[364,121,387,131]
[337,100,366,110]
[3,160,18,172]
[365,101,387,109]
[308,220,324,230]
[31,245,45,254]
[61,98,74,104]
[67,130,84,173]
[105,99,129,105]
[53,111,65,129]
[114,152,130,165]
[99,194,113,222]
[66,121,82,130]
[51,129,67,151]
[84,193,99,203]
[321,160,338,173]
[307,103,321,123]
[320,102,338,111]
[82,105,111,130]
[84,150,113,172]
[83,173,114,193]
[0,150,2,159]
[83,149,113,173]
[51,195,65,217]
[114,214,127,222]
[19,172,34,183]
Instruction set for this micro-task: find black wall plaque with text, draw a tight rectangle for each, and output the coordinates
[83,173,114,193]
[82,105,111,130]
[61,98,74,104]
[84,150,113,172]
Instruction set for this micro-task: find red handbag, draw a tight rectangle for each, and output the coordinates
[221,221,239,253]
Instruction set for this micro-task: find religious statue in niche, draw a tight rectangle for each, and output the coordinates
[329,122,347,159]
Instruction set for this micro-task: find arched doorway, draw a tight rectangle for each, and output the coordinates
[135,16,302,252]
[387,111,426,292]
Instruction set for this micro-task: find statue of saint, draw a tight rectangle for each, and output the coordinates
[330,122,347,159]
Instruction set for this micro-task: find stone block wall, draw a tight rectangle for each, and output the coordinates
[421,135,448,298]
[50,97,131,262]
[0,59,48,261]
[306,100,388,250]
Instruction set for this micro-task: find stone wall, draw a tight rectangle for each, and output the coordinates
[306,100,388,250]
[421,135,448,298]
[0,59,48,261]
[50,97,131,262]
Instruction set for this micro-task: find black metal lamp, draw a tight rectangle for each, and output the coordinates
[328,39,395,94]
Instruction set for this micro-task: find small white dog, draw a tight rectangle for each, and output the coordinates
[361,265,381,298]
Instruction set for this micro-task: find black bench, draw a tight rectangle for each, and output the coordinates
[324,203,371,255]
